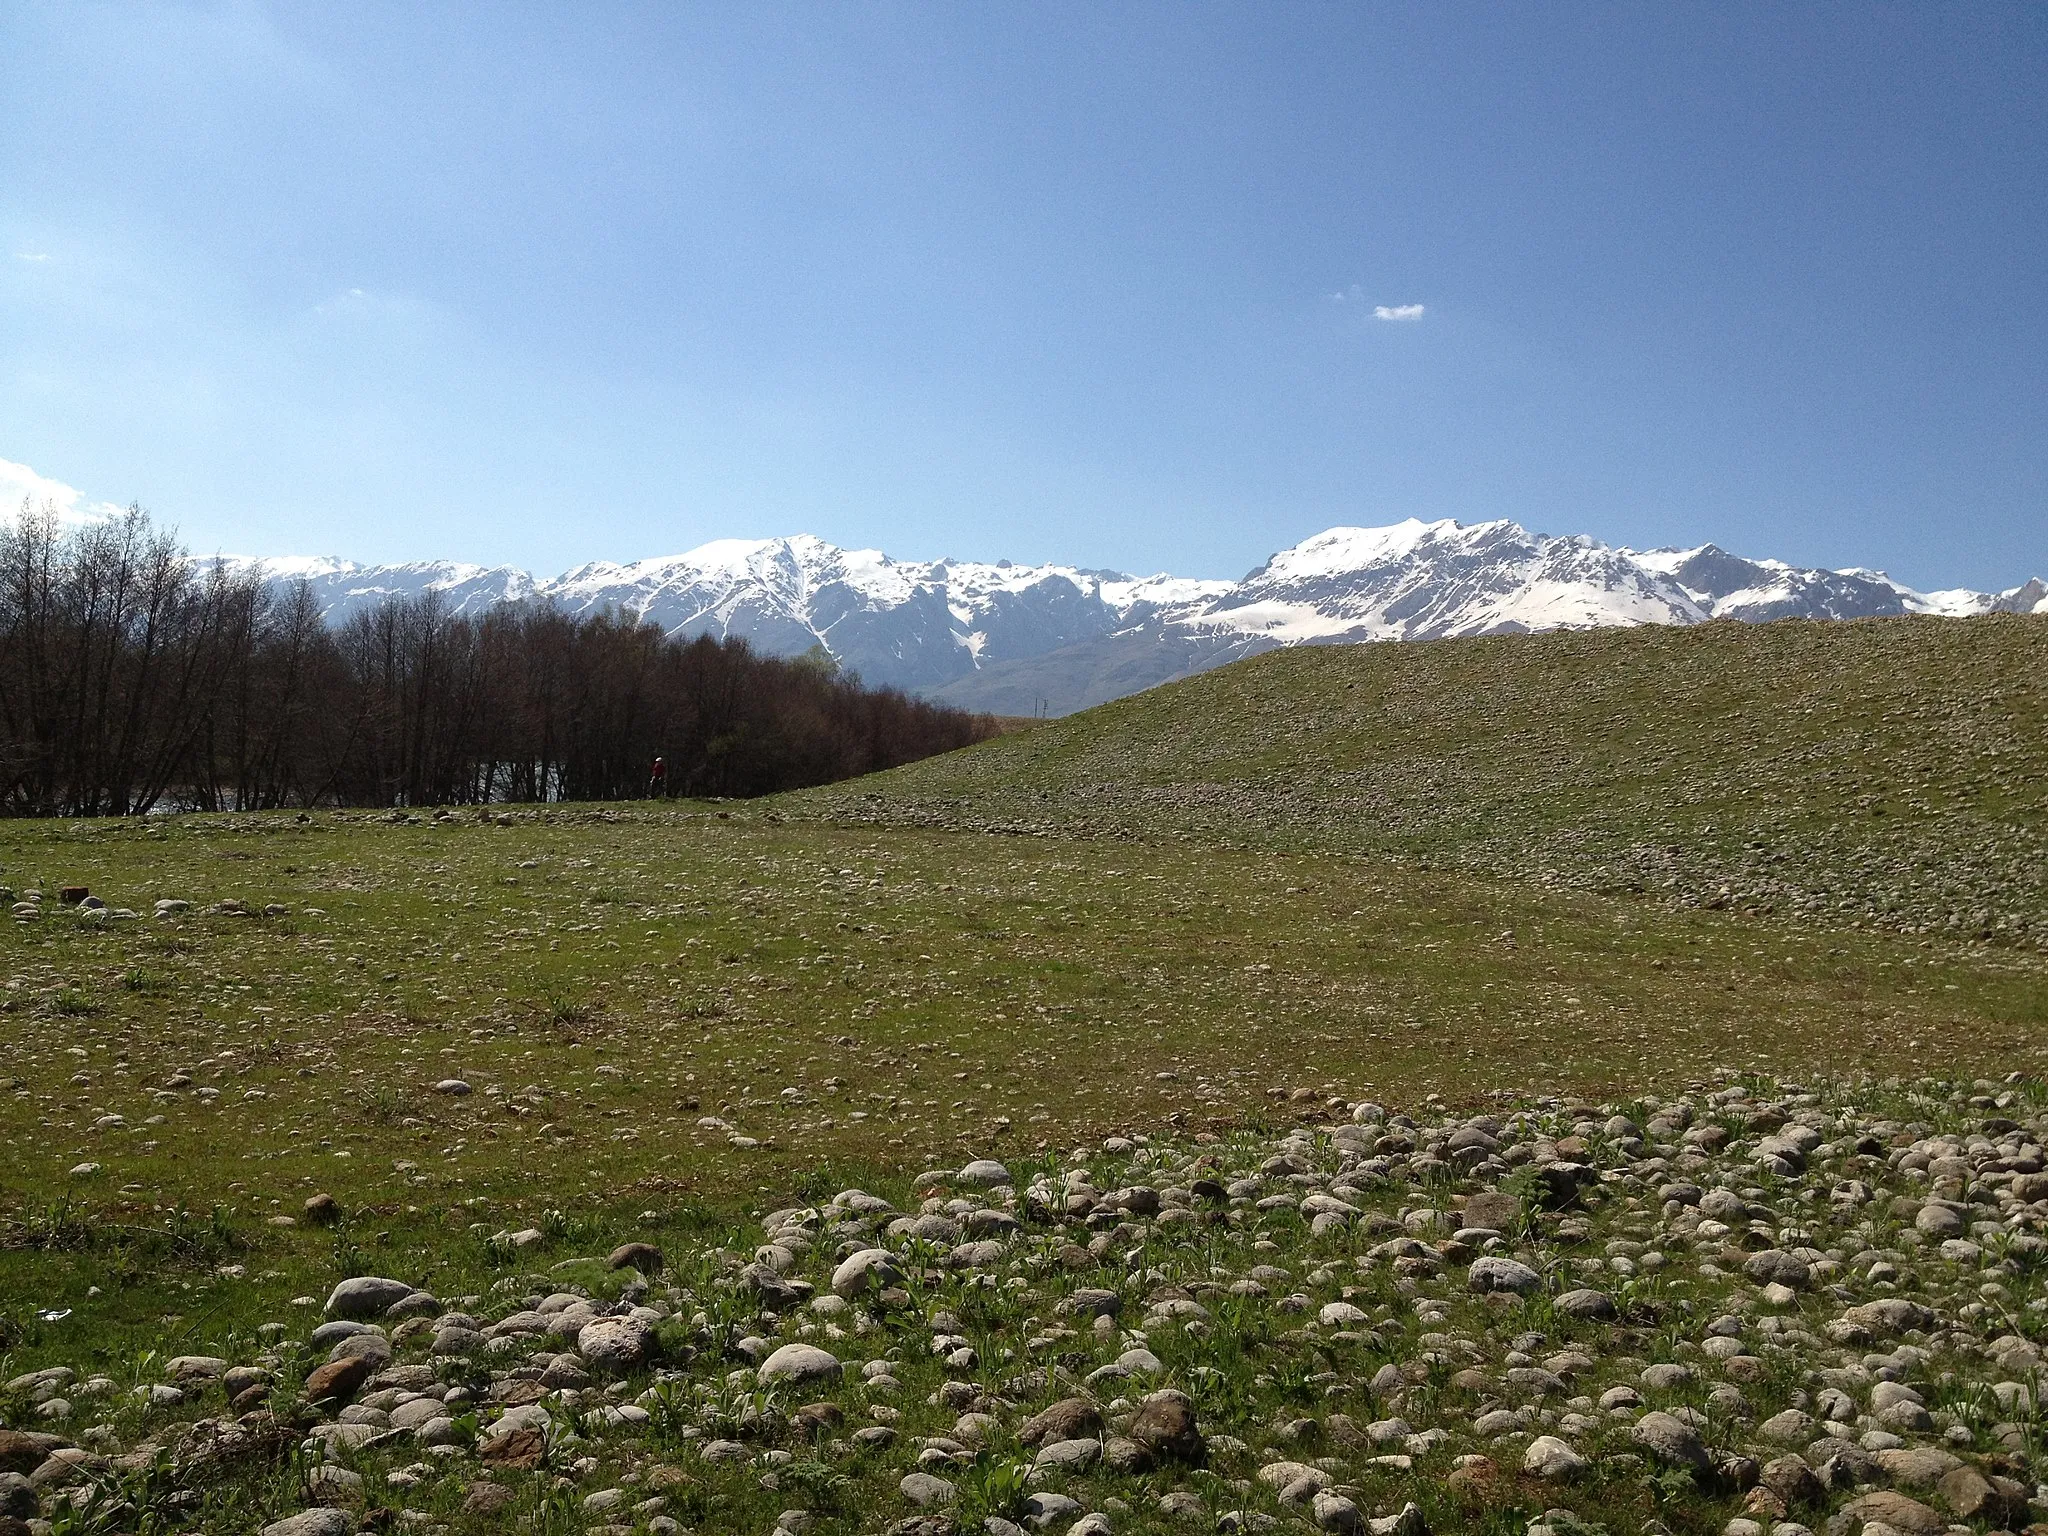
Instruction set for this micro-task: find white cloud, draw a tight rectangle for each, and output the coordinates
[15,251,49,262]
[0,457,125,526]
[1373,304,1426,322]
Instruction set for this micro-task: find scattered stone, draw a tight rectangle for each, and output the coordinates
[607,1241,663,1273]
[323,1276,416,1320]
[1462,1191,1522,1231]
[758,1343,841,1387]
[1130,1389,1205,1464]
[260,1513,354,1536]
[1521,1436,1587,1479]
[1840,1491,1944,1535]
[1466,1256,1541,1294]
[1553,1288,1616,1320]
[1632,1410,1711,1473]
[830,1247,901,1299]
[1019,1397,1102,1447]
[1311,1491,1365,1532]
[303,1355,375,1405]
[577,1315,653,1374]
[898,1472,955,1507]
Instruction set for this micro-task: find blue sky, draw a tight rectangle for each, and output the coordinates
[3,3,2043,588]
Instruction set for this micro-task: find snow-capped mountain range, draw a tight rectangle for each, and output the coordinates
[249,520,2047,715]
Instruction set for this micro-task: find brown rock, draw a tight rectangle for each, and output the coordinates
[1461,1191,1522,1232]
[303,1193,340,1224]
[1759,1453,1823,1508]
[1323,1414,1370,1449]
[1445,1457,1503,1506]
[607,1241,664,1273]
[1937,1463,2020,1525]
[0,1434,59,1477]
[1130,1390,1205,1465]
[303,1355,374,1406]
[1842,1490,1945,1535]
[792,1402,843,1437]
[1741,1486,1786,1521]
[1018,1397,1102,1448]
[479,1426,546,1470]
[462,1482,519,1516]
[1840,1298,1937,1336]
[2010,1172,2048,1203]
[29,1449,99,1490]
[1877,1446,1961,1487]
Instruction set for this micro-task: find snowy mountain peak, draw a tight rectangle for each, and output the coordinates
[246,519,2043,713]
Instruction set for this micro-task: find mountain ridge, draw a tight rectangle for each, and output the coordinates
[237,519,2046,713]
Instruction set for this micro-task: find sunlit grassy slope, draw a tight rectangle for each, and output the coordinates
[793,614,2048,948]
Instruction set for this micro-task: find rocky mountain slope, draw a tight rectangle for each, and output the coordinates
[248,522,2046,713]
[790,614,2048,953]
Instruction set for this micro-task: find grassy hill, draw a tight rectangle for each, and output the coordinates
[2,610,2045,1450]
[795,614,2048,949]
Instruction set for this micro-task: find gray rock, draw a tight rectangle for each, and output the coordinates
[1759,1409,1814,1443]
[830,1248,901,1299]
[0,1473,34,1519]
[899,1471,955,1507]
[1063,1288,1122,1318]
[1632,1410,1711,1472]
[323,1276,416,1320]
[1466,1256,1542,1294]
[327,1330,393,1366]
[163,1355,229,1383]
[1554,1289,1617,1320]
[1743,1249,1810,1289]
[430,1326,483,1357]
[1034,1437,1101,1471]
[758,1343,841,1387]
[1521,1435,1587,1479]
[1311,1491,1364,1533]
[1914,1204,1965,1238]
[262,1510,354,1536]
[1022,1491,1082,1525]
[958,1159,1012,1186]
[577,1315,653,1374]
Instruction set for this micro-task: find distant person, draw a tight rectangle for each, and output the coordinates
[648,756,667,798]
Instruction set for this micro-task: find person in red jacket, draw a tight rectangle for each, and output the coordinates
[648,756,667,798]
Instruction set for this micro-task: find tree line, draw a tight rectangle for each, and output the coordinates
[0,502,999,816]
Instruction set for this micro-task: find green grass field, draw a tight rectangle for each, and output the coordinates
[2,615,2044,1385]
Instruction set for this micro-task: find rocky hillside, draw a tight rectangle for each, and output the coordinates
[789,614,2048,951]
[5,1073,2044,1536]
[241,523,2047,713]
